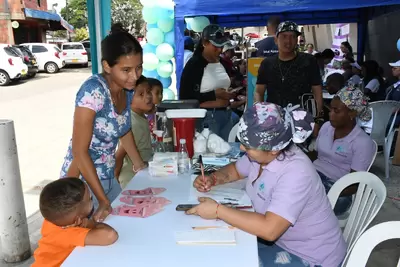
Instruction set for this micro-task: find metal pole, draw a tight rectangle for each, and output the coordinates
[0,120,30,263]
[66,0,71,41]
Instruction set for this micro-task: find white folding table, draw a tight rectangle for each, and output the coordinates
[62,171,259,267]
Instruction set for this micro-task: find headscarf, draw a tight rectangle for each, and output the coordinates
[237,103,315,151]
[335,86,372,122]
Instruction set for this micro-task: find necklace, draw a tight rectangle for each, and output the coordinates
[278,53,297,83]
[278,61,295,83]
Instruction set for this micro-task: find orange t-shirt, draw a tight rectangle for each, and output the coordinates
[31,219,90,267]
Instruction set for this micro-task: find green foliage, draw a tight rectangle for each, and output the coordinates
[60,0,88,29]
[73,28,89,42]
[112,0,144,36]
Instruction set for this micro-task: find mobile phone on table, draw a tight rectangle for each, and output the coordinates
[176,204,196,211]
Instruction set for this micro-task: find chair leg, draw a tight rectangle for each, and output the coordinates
[385,131,396,180]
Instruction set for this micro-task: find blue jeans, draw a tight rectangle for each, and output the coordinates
[258,241,321,267]
[202,109,233,141]
[317,171,352,216]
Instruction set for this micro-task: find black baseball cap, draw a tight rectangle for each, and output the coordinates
[276,21,301,36]
[202,24,231,48]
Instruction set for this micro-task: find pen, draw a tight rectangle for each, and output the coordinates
[198,155,205,185]
[192,226,236,230]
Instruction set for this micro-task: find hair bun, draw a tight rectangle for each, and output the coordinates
[110,23,128,34]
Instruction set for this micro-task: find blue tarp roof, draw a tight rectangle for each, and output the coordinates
[175,0,400,19]
[173,0,400,96]
[24,8,61,21]
[24,8,74,32]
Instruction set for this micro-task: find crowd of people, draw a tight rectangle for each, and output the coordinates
[29,16,400,267]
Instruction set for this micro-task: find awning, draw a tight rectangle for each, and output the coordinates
[60,17,74,33]
[24,8,74,33]
[24,8,60,21]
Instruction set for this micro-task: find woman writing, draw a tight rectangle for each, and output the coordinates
[179,24,236,141]
[60,24,147,222]
[187,103,346,267]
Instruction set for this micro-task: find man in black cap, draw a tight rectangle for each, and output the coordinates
[254,21,323,116]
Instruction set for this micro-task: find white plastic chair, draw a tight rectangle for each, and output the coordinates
[384,109,399,179]
[228,122,239,142]
[336,140,378,228]
[327,172,386,252]
[300,93,317,117]
[344,221,400,267]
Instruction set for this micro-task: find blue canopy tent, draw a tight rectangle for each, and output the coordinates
[174,0,400,96]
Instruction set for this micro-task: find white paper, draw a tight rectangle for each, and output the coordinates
[175,229,236,245]
[340,24,350,35]
[189,175,251,205]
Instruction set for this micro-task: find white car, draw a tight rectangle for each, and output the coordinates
[0,44,28,86]
[61,42,88,67]
[21,43,65,73]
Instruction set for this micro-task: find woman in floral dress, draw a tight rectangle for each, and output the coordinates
[60,24,146,222]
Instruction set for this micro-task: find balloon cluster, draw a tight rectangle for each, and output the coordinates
[184,16,210,32]
[141,0,176,100]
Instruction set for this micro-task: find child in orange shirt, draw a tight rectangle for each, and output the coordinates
[32,178,118,267]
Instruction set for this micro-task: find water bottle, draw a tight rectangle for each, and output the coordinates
[178,139,190,174]
[155,136,166,153]
[161,116,173,152]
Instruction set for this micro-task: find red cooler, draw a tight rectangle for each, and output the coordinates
[165,109,207,158]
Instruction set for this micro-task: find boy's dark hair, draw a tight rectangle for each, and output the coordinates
[147,78,163,92]
[321,49,335,60]
[267,16,281,29]
[326,73,345,88]
[136,75,148,86]
[101,23,143,68]
[39,178,86,223]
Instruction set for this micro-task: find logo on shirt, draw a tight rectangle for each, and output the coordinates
[336,145,346,153]
[259,183,265,192]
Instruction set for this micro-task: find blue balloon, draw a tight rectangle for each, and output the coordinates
[397,38,400,52]
[164,31,175,48]
[142,69,159,78]
[143,44,157,54]
[159,76,172,88]
[186,22,192,31]
[147,23,157,29]
[163,88,176,100]
[154,7,170,20]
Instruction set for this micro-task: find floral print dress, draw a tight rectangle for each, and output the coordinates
[60,74,133,200]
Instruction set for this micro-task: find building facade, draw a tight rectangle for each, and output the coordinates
[0,0,72,44]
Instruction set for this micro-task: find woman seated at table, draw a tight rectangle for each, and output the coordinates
[179,24,236,141]
[313,87,376,215]
[187,103,346,267]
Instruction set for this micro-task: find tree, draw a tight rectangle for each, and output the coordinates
[112,0,144,36]
[61,0,88,30]
[73,28,89,42]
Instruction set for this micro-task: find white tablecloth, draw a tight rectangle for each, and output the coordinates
[62,171,258,267]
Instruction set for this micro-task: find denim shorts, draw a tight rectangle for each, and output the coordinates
[317,171,352,216]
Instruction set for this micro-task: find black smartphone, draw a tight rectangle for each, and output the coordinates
[176,204,196,211]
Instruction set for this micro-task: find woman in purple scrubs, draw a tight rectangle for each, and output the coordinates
[186,103,346,267]
[313,87,376,215]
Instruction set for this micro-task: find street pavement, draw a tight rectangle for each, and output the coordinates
[0,66,91,218]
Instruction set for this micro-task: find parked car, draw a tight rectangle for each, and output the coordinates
[0,44,28,86]
[21,43,65,73]
[81,40,91,61]
[13,45,39,78]
[61,42,88,67]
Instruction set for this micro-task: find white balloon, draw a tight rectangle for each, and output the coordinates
[143,53,159,71]
[140,0,157,7]
[156,0,174,10]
